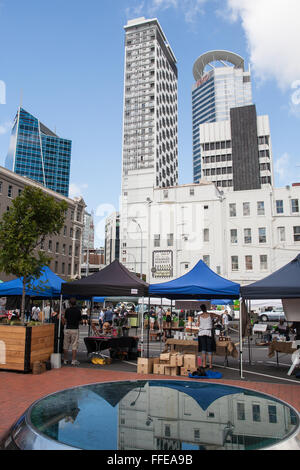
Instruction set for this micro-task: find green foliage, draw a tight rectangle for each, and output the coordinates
[0,186,67,279]
[0,186,68,319]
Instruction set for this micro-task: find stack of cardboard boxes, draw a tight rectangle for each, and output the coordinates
[137,352,198,377]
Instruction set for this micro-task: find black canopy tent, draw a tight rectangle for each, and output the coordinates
[241,254,300,300]
[61,260,149,297]
[61,260,149,355]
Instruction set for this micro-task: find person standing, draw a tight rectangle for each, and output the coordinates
[31,304,40,321]
[197,304,220,369]
[63,298,82,366]
[81,305,89,326]
[222,310,229,336]
[44,303,51,323]
[103,305,114,325]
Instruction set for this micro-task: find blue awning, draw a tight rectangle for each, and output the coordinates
[149,260,240,300]
[0,266,66,298]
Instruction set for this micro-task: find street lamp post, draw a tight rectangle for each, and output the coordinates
[131,218,142,279]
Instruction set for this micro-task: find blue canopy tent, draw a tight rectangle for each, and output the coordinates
[149,260,240,300]
[0,266,66,299]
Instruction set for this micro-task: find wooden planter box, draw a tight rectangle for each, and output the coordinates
[0,324,55,372]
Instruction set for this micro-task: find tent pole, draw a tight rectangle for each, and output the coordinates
[88,299,93,337]
[239,297,244,379]
[147,298,150,358]
[57,294,63,354]
[141,297,144,358]
[159,297,163,353]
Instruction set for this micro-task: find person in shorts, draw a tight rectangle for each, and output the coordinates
[197,304,221,369]
[63,298,82,366]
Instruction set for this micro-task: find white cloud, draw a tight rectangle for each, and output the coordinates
[224,0,300,91]
[0,121,11,135]
[69,182,88,198]
[126,0,208,24]
[274,152,300,185]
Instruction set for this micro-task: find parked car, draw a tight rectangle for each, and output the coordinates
[258,307,286,322]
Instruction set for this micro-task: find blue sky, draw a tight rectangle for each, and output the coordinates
[0,0,299,246]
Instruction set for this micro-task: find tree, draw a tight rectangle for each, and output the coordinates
[0,186,68,323]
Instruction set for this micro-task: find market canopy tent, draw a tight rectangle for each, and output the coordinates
[148,260,240,300]
[61,259,149,297]
[0,266,65,298]
[241,254,300,300]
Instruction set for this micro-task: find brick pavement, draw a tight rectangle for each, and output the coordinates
[1,366,300,442]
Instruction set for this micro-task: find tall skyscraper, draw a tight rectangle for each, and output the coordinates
[122,17,178,192]
[192,50,252,183]
[5,107,71,197]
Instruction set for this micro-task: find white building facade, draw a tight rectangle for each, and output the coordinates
[121,174,300,284]
[200,111,274,191]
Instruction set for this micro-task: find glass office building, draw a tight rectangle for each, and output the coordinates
[5,108,71,197]
[192,51,252,183]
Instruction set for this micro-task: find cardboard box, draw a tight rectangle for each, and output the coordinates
[169,354,178,367]
[137,357,159,374]
[176,354,184,367]
[184,354,197,369]
[153,363,166,375]
[180,366,197,377]
[160,353,170,362]
[164,366,180,376]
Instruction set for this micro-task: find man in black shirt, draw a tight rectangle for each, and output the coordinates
[63,298,82,366]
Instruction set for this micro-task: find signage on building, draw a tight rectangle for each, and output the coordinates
[152,250,173,278]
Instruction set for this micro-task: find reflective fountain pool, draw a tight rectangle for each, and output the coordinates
[1,380,299,450]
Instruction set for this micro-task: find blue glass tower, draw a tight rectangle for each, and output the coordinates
[192,51,252,183]
[5,108,71,197]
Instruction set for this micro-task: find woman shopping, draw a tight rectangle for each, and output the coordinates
[197,304,221,369]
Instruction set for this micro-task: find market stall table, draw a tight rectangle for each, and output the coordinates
[84,336,139,361]
[162,338,198,354]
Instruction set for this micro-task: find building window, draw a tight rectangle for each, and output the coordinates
[203,255,210,267]
[154,234,160,247]
[259,227,266,243]
[62,244,66,255]
[56,242,59,253]
[194,429,200,440]
[243,202,250,216]
[237,402,245,420]
[252,404,261,422]
[291,199,299,213]
[245,255,253,270]
[260,255,268,270]
[69,245,72,256]
[8,185,13,198]
[62,263,65,274]
[55,261,58,272]
[68,264,71,275]
[167,233,173,247]
[190,188,195,196]
[293,226,300,242]
[164,425,171,437]
[48,240,52,252]
[268,405,277,424]
[231,256,238,271]
[230,229,238,244]
[203,228,209,242]
[185,263,189,269]
[163,189,168,199]
[276,200,284,214]
[63,226,67,236]
[229,203,236,217]
[257,201,265,215]
[244,228,252,244]
[278,226,286,242]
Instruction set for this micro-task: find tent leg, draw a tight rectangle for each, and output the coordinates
[141,297,144,358]
[147,298,150,358]
[57,294,63,354]
[239,297,244,379]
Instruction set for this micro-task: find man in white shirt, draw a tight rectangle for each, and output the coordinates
[222,311,229,335]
